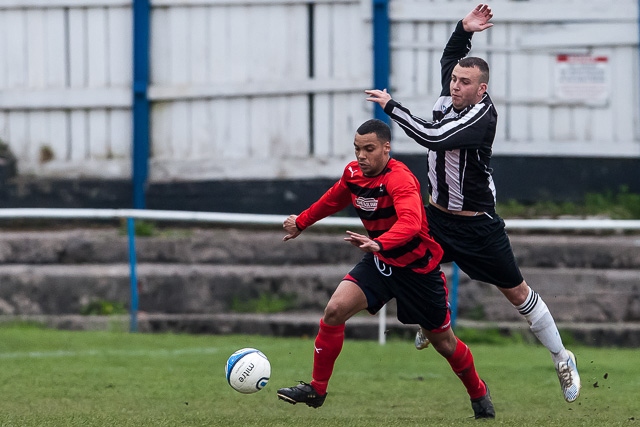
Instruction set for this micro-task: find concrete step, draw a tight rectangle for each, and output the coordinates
[0,263,352,316]
[0,228,639,269]
[0,228,361,266]
[455,267,640,323]
[1,263,638,325]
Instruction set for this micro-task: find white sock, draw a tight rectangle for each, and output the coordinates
[515,288,569,364]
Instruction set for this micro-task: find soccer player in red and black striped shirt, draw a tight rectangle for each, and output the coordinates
[276,119,495,419]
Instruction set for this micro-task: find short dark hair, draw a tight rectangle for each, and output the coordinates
[356,119,391,143]
[458,57,490,84]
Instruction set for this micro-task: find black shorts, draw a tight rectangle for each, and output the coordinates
[426,204,523,289]
[344,253,451,332]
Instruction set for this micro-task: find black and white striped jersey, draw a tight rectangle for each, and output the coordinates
[383,20,498,213]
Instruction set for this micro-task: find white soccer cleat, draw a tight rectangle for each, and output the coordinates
[414,328,430,350]
[556,350,581,403]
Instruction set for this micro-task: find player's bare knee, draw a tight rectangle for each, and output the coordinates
[323,301,348,325]
[424,330,457,357]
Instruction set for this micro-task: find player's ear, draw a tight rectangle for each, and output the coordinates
[383,141,391,155]
[478,82,488,96]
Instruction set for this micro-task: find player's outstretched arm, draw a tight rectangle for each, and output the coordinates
[283,214,302,241]
[462,3,494,33]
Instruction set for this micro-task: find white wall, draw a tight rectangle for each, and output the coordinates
[388,0,640,159]
[0,0,637,180]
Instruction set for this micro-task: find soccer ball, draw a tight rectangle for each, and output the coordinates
[225,348,271,394]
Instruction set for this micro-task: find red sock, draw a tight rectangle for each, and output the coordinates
[310,318,345,395]
[446,338,486,400]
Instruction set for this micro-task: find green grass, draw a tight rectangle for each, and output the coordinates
[0,325,637,426]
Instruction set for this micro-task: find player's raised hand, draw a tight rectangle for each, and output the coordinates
[462,3,494,33]
[283,214,302,241]
[344,230,380,253]
[365,89,392,109]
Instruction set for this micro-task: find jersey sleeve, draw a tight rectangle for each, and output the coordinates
[384,97,494,151]
[372,171,423,251]
[295,171,353,231]
[440,20,473,96]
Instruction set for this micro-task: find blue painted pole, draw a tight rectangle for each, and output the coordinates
[450,262,459,328]
[127,218,139,332]
[372,0,390,125]
[130,0,149,331]
[132,0,150,209]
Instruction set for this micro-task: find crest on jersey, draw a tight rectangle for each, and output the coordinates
[355,197,378,211]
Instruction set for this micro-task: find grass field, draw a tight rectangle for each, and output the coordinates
[0,324,637,427]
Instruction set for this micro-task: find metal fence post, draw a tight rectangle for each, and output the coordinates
[450,262,459,328]
[127,217,139,332]
[132,0,150,209]
[372,0,390,125]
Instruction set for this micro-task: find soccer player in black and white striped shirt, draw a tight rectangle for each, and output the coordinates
[366,3,581,404]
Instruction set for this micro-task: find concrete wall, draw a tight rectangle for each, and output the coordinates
[1,228,638,323]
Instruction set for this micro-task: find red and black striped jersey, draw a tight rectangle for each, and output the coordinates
[295,158,443,274]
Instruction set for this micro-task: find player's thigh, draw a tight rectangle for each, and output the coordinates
[429,207,523,287]
[395,268,449,330]
[324,280,368,324]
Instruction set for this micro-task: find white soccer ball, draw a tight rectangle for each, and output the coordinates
[225,348,271,394]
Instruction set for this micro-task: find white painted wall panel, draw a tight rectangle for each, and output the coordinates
[189,7,209,85]
[45,9,67,87]
[88,110,109,158]
[610,47,636,143]
[392,23,415,93]
[190,99,211,157]
[5,10,27,88]
[228,6,249,83]
[507,22,529,143]
[68,9,87,88]
[108,7,132,86]
[48,111,70,161]
[221,98,250,159]
[8,112,29,160]
[150,7,170,85]
[285,96,310,158]
[151,102,172,158]
[312,3,334,157]
[208,6,229,84]
[249,97,272,158]
[28,111,48,162]
[109,109,131,159]
[87,8,108,88]
[27,9,46,88]
[70,110,88,161]
[0,0,637,180]
[168,6,189,85]
[169,101,190,157]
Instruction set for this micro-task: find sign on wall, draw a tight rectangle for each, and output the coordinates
[554,55,610,105]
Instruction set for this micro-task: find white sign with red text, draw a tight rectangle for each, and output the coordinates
[554,55,609,104]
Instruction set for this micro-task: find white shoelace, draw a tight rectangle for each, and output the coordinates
[557,361,573,388]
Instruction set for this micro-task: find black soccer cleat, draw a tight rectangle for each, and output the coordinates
[277,382,327,408]
[471,381,495,419]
